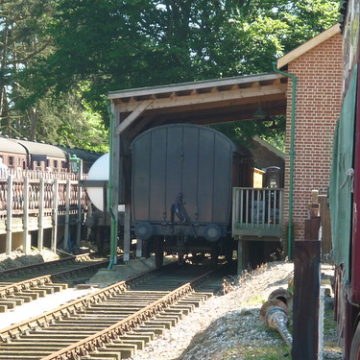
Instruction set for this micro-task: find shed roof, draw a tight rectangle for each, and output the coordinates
[277,24,341,69]
[109,72,287,138]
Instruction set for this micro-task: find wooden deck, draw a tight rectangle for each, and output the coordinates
[232,187,283,239]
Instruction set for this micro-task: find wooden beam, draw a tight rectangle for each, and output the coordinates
[109,73,284,100]
[116,100,153,135]
[116,82,287,113]
[145,92,286,117]
[171,106,284,124]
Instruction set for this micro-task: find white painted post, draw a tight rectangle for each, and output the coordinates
[23,176,31,254]
[51,179,59,252]
[6,175,13,255]
[64,179,71,250]
[38,177,45,252]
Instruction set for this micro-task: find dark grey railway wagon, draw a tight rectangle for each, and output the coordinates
[131,124,241,244]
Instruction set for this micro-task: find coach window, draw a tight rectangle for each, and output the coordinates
[54,160,58,169]
[9,156,14,167]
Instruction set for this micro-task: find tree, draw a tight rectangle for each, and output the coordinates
[0,0,55,137]
[14,0,341,146]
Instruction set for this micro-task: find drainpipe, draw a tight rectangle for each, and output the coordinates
[272,63,297,260]
[107,104,118,269]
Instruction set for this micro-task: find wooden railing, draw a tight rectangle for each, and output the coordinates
[0,173,88,254]
[0,168,78,181]
[0,176,85,217]
[232,187,283,238]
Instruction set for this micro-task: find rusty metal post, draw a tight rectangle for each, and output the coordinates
[292,238,321,359]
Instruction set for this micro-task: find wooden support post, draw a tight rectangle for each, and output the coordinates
[304,217,321,241]
[109,103,120,266]
[6,175,13,255]
[124,204,131,262]
[38,177,44,252]
[318,194,332,256]
[51,179,59,252]
[292,240,321,360]
[23,176,30,255]
[237,238,244,275]
[136,239,143,258]
[64,179,71,250]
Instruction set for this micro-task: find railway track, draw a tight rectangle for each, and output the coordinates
[0,264,217,360]
[0,254,108,312]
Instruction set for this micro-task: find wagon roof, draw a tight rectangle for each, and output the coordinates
[0,137,27,155]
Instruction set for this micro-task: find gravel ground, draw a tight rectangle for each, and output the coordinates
[0,248,59,270]
[125,261,342,360]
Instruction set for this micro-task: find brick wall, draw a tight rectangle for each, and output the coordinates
[284,33,343,241]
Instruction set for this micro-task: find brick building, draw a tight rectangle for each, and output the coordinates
[278,24,343,241]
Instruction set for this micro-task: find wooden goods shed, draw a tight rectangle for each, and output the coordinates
[108,73,287,263]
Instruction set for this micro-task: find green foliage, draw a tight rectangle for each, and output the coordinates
[212,115,286,149]
[33,93,109,152]
[221,344,291,359]
[2,0,341,149]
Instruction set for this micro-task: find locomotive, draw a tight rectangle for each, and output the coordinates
[130,123,253,264]
[0,136,101,173]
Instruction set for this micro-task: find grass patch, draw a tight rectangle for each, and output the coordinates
[323,304,342,354]
[221,344,291,359]
[243,295,265,307]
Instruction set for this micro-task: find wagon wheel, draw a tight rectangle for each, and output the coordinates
[350,322,360,360]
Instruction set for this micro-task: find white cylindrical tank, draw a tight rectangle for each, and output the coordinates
[86,153,109,211]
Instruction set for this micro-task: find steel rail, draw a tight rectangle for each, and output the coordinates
[0,259,109,312]
[0,253,92,277]
[0,274,54,298]
[42,270,213,360]
[0,265,157,342]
